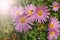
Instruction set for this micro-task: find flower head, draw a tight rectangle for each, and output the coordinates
[11,6,24,19]
[34,5,50,23]
[15,14,33,32]
[48,29,59,40]
[48,17,60,29]
[25,4,36,22]
[25,4,36,16]
[52,2,59,12]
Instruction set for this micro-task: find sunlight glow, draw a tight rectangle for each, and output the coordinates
[0,0,15,14]
[0,0,10,11]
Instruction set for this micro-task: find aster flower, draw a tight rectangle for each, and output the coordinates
[34,5,50,23]
[52,2,59,12]
[15,14,34,32]
[25,4,36,21]
[25,4,36,16]
[11,6,24,19]
[48,29,59,40]
[48,17,60,29]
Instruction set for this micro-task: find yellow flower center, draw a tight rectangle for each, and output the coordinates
[28,10,33,15]
[16,11,20,16]
[49,23,54,28]
[38,10,43,16]
[50,31,55,36]
[20,17,26,23]
[53,5,57,8]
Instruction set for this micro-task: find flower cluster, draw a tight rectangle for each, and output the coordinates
[11,1,60,40]
[47,2,60,40]
[48,17,60,40]
[11,4,50,32]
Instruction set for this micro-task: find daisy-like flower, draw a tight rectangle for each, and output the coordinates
[34,5,50,23]
[25,4,36,21]
[15,14,33,32]
[48,17,60,29]
[48,29,59,40]
[25,4,36,16]
[11,6,24,19]
[52,2,59,12]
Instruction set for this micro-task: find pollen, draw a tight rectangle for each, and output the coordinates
[16,11,20,16]
[20,17,26,23]
[50,31,55,36]
[49,23,54,28]
[38,10,43,16]
[53,5,57,8]
[28,10,33,15]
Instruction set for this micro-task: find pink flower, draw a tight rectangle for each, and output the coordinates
[52,2,59,12]
[25,4,36,21]
[15,14,34,32]
[48,29,59,40]
[25,4,36,16]
[11,6,24,19]
[48,17,60,29]
[34,5,50,23]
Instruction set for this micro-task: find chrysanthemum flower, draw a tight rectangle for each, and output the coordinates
[48,29,59,40]
[34,5,50,23]
[15,14,33,32]
[11,6,24,19]
[52,2,59,12]
[25,4,36,21]
[48,17,60,29]
[25,4,36,16]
